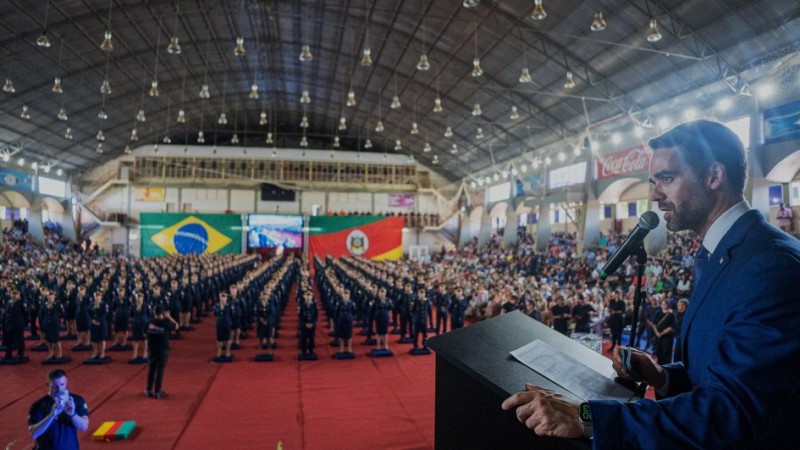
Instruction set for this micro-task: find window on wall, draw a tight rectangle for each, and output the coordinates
[548,161,587,189]
[769,184,784,205]
[599,204,613,220]
[790,182,800,206]
[492,215,507,229]
[38,177,66,197]
[723,116,751,149]
[549,208,576,224]
[487,182,511,203]
[518,213,528,227]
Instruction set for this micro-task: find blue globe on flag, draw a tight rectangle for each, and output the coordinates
[173,223,209,254]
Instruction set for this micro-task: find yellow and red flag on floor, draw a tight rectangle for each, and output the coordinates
[92,420,136,441]
[308,216,404,261]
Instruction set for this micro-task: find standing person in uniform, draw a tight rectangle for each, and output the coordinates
[335,290,355,354]
[41,290,65,362]
[298,290,318,356]
[373,287,393,351]
[254,290,275,358]
[3,288,27,361]
[214,291,233,360]
[129,292,150,363]
[449,287,468,330]
[145,306,177,399]
[28,368,89,449]
[607,289,626,353]
[410,287,430,350]
[672,298,688,362]
[503,120,800,448]
[88,291,108,361]
[651,299,676,364]
[434,283,451,335]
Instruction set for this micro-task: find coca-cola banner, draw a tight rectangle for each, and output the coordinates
[596,145,651,180]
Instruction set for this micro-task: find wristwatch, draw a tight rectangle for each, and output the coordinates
[578,402,593,439]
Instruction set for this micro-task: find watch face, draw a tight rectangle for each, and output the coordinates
[579,402,592,422]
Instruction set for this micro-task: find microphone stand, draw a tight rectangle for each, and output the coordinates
[626,242,650,398]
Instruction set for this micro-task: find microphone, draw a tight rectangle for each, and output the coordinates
[600,211,660,280]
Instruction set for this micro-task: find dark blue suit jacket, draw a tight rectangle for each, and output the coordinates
[590,210,800,449]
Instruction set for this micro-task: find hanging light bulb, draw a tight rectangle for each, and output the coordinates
[163,135,172,144]
[375,121,385,133]
[249,83,259,99]
[3,78,15,93]
[57,107,68,121]
[96,143,104,153]
[130,128,138,141]
[463,0,480,7]
[124,145,132,154]
[300,90,311,104]
[100,79,111,94]
[234,37,246,56]
[97,108,108,120]
[218,112,228,125]
[444,126,453,138]
[17,158,24,166]
[432,155,439,164]
[259,111,268,126]
[300,115,309,128]
[519,67,532,83]
[20,105,30,119]
[476,127,485,139]
[338,116,347,130]
[391,95,402,109]
[176,109,186,123]
[472,103,482,116]
[230,133,239,144]
[647,19,662,42]
[364,138,373,149]
[64,127,73,140]
[410,122,419,135]
[136,109,146,122]
[266,132,274,144]
[199,84,210,99]
[333,136,341,148]
[361,47,373,66]
[530,0,546,20]
[394,140,402,151]
[563,70,576,89]
[417,54,431,71]
[100,30,113,52]
[96,130,105,141]
[299,44,313,61]
[36,31,51,48]
[510,105,521,120]
[51,77,63,93]
[167,36,181,54]
[2,153,9,162]
[433,96,443,112]
[346,90,357,107]
[149,79,159,97]
[423,142,432,152]
[450,143,458,154]
[591,11,607,31]
[197,130,205,143]
[471,58,483,77]
[300,136,308,147]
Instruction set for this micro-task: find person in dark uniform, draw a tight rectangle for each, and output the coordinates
[63,280,78,339]
[571,294,596,334]
[434,283,451,335]
[449,287,468,330]
[74,285,91,350]
[129,292,151,363]
[373,287,392,351]
[88,291,108,360]
[228,284,243,349]
[214,291,233,360]
[298,290,318,355]
[254,290,275,357]
[41,290,65,361]
[652,299,676,364]
[672,298,688,362]
[410,287,430,350]
[336,290,355,354]
[145,306,177,399]
[111,287,130,350]
[551,295,571,336]
[3,288,27,361]
[28,368,89,449]
[399,283,414,340]
[607,290,626,353]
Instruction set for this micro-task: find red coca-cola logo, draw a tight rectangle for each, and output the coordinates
[597,145,651,179]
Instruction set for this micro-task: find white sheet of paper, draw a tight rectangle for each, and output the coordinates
[510,339,635,402]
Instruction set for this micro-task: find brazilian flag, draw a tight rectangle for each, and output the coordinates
[140,213,243,257]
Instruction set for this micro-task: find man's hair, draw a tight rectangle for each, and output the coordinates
[648,119,747,195]
[48,368,67,381]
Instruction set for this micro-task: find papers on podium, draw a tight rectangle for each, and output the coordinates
[511,339,635,402]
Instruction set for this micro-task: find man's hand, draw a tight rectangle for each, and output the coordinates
[501,384,583,438]
[64,395,76,416]
[611,346,666,389]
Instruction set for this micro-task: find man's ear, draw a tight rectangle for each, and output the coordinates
[707,162,726,190]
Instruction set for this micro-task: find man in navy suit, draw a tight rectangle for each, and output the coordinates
[503,120,800,448]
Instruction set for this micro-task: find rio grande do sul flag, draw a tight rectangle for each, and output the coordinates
[308,216,404,260]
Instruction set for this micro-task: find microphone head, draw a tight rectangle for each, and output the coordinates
[639,211,660,231]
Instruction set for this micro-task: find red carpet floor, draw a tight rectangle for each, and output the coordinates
[0,291,435,450]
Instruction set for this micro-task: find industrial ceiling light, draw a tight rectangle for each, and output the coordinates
[265,132,273,144]
[300,136,308,147]
[519,67,532,83]
[346,90,357,107]
[149,79,159,97]
[530,0,546,20]
[472,103,482,116]
[646,19,662,42]
[17,157,24,166]
[433,96,443,113]
[97,108,108,120]
[234,37,246,56]
[196,130,205,143]
[394,140,402,151]
[471,16,483,77]
[249,83,259,99]
[432,155,439,164]
[300,90,311,104]
[471,58,483,78]
[167,36,181,54]
[230,133,239,144]
[299,44,312,62]
[136,109,146,122]
[20,105,30,119]
[177,108,186,123]
[361,47,373,66]
[391,95,402,109]
[423,142,432,152]
[338,116,347,130]
[199,84,210,99]
[218,112,228,125]
[57,107,68,121]
[130,128,138,141]
[591,11,607,31]
[333,136,341,148]
[100,30,113,52]
[96,130,105,141]
[51,77,63,93]
[163,135,172,144]
[450,143,458,154]
[259,111,268,126]
[564,70,576,89]
[417,54,431,71]
[56,168,63,176]
[476,127,484,139]
[444,126,453,138]
[364,138,373,149]
[3,78,15,93]
[64,127,73,140]
[510,105,520,120]
[375,120,385,133]
[36,2,52,48]
[410,122,419,135]
[100,79,111,95]
[300,115,309,128]
[96,143,104,153]
[463,0,479,7]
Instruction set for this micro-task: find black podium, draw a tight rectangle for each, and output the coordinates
[426,311,633,449]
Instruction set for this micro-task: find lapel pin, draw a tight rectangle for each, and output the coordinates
[719,257,724,264]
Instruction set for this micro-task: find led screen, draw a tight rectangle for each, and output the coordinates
[247,214,303,248]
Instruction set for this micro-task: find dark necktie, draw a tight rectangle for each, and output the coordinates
[694,246,709,283]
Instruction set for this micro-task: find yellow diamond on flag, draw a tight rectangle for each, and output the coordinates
[150,216,232,255]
